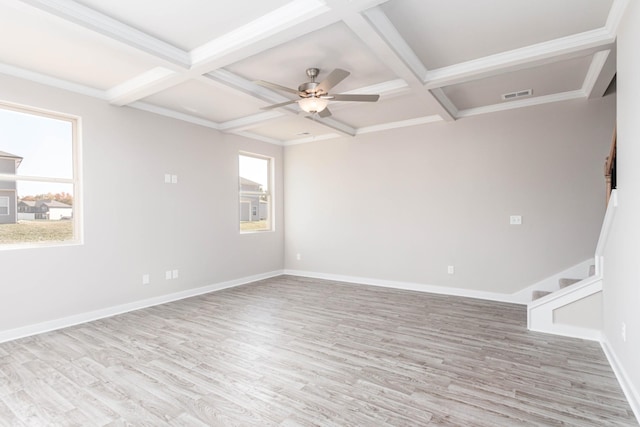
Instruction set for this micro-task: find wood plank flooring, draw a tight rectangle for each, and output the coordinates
[0,275,636,426]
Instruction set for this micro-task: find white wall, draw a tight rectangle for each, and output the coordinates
[602,0,640,411]
[284,96,615,294]
[0,74,283,333]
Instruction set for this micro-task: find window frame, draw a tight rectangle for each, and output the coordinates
[238,151,274,234]
[0,100,82,249]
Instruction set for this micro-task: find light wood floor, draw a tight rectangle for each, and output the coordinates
[0,275,636,426]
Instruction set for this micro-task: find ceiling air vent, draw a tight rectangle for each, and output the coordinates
[501,89,532,101]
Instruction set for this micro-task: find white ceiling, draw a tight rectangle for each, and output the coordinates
[0,0,624,145]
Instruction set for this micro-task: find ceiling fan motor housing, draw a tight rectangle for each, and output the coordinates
[298,81,322,96]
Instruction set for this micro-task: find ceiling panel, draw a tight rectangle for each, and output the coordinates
[226,22,398,95]
[247,115,340,142]
[74,0,292,51]
[330,92,440,128]
[442,55,593,110]
[141,79,270,123]
[0,3,162,90]
[381,0,613,69]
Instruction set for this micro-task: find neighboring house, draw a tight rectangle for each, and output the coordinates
[34,200,73,220]
[17,200,36,220]
[239,177,267,222]
[0,150,23,225]
[18,199,72,220]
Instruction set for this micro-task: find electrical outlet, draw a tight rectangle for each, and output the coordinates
[510,215,522,225]
[164,173,171,183]
[296,253,301,261]
[142,274,150,285]
[172,269,179,279]
[171,175,178,184]
[447,265,455,275]
[165,270,172,280]
[622,322,627,342]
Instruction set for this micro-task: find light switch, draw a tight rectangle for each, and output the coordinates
[510,215,522,225]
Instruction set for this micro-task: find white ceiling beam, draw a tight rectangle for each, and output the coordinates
[203,70,292,106]
[129,101,220,130]
[456,90,585,119]
[582,50,611,99]
[187,0,388,75]
[218,111,286,133]
[107,67,181,106]
[343,7,456,121]
[305,116,357,137]
[588,48,617,100]
[356,115,443,135]
[17,0,190,67]
[424,29,615,89]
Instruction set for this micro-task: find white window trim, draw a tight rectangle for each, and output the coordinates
[0,100,83,249]
[239,151,274,234]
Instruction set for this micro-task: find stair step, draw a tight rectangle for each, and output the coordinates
[589,264,596,276]
[532,290,552,300]
[559,278,581,288]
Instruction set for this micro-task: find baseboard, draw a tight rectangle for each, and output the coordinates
[283,269,524,304]
[601,338,640,423]
[0,270,284,344]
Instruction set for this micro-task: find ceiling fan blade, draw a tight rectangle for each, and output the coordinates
[255,80,300,95]
[317,69,350,93]
[331,94,380,102]
[261,99,298,110]
[318,107,332,118]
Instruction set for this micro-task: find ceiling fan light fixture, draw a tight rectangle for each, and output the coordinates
[298,96,329,113]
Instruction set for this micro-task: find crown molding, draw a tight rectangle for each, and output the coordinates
[0,61,105,99]
[18,0,190,67]
[283,132,341,146]
[231,130,284,146]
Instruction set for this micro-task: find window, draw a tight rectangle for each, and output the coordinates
[0,101,81,247]
[239,152,272,232]
[0,197,8,215]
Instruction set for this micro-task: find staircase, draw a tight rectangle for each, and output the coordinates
[531,264,595,301]
[527,130,617,341]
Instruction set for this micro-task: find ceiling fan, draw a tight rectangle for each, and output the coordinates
[256,68,380,118]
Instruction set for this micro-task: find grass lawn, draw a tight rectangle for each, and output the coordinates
[0,220,74,244]
[240,220,269,232]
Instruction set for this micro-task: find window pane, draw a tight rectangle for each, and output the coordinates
[0,108,73,179]
[0,103,78,247]
[0,196,8,215]
[0,180,74,245]
[239,154,271,232]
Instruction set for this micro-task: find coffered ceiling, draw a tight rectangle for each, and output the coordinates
[0,0,625,145]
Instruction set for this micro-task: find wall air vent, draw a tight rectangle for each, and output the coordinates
[501,89,532,101]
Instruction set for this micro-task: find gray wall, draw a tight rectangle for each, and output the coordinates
[0,74,284,332]
[284,96,615,294]
[603,0,640,408]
